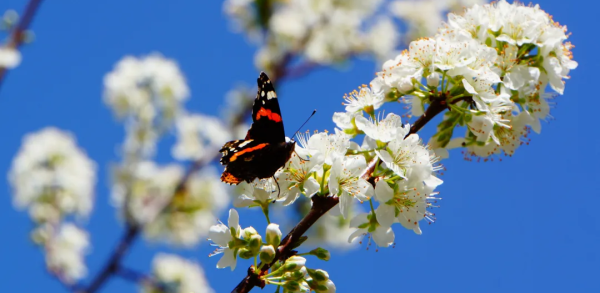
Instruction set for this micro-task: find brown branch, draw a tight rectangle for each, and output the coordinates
[0,0,44,92]
[408,97,447,136]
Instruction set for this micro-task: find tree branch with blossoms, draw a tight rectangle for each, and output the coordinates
[5,1,578,293]
[0,0,43,91]
[203,1,578,292]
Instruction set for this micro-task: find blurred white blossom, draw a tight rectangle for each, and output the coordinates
[391,0,487,41]
[226,0,398,68]
[111,161,183,226]
[145,168,229,246]
[9,127,96,222]
[103,54,189,158]
[0,46,21,69]
[144,254,213,293]
[45,223,89,283]
[172,113,232,161]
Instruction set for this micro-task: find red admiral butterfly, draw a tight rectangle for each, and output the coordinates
[220,72,296,185]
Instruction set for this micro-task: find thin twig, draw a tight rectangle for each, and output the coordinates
[0,0,44,92]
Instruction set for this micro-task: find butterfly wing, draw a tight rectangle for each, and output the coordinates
[245,72,286,143]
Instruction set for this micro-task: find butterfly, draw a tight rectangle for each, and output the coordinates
[219,72,296,186]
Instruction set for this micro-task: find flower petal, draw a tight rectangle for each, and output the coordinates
[217,248,237,271]
[372,226,395,247]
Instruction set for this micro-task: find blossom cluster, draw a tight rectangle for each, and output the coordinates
[352,0,577,158]
[209,209,335,292]
[224,0,488,72]
[225,0,398,67]
[9,127,96,283]
[208,2,578,291]
[104,54,231,247]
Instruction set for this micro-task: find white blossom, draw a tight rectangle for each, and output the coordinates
[0,46,21,69]
[111,161,183,225]
[208,209,242,270]
[233,180,278,208]
[144,254,213,293]
[301,131,351,165]
[9,127,96,222]
[376,133,442,187]
[144,168,229,246]
[328,155,374,219]
[355,112,407,143]
[104,54,189,159]
[103,53,189,120]
[172,113,232,161]
[348,211,394,247]
[45,223,89,283]
[277,147,324,205]
[343,85,385,114]
[374,180,438,235]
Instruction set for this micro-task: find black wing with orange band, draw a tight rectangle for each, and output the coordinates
[245,72,286,143]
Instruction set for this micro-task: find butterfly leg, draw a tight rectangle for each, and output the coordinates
[272,175,281,199]
[294,150,310,162]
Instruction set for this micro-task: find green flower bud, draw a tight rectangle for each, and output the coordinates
[259,245,276,263]
[309,247,330,261]
[265,223,282,247]
[282,256,306,272]
[238,248,254,259]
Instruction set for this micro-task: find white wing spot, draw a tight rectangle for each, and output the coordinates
[261,91,265,97]
[262,100,265,104]
[267,91,277,100]
[238,140,253,148]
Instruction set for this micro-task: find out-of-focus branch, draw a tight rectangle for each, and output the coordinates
[0,0,44,92]
[115,267,168,293]
[80,154,214,293]
[80,225,139,293]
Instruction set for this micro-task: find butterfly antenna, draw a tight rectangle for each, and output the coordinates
[292,110,317,141]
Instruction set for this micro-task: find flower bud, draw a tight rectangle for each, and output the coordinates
[307,268,330,283]
[283,256,306,272]
[427,72,440,87]
[259,245,275,263]
[248,234,262,254]
[242,226,258,239]
[238,248,254,259]
[265,223,282,247]
[283,280,301,291]
[313,279,336,293]
[309,247,330,261]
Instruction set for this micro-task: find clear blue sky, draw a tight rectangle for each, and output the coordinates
[0,0,597,292]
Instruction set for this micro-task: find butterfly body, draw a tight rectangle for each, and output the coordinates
[219,72,295,185]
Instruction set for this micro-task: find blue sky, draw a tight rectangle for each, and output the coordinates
[0,0,597,292]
